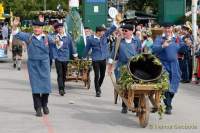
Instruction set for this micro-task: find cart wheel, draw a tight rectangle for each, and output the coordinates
[84,81,87,87]
[86,71,91,89]
[86,78,91,89]
[138,94,150,128]
[114,89,118,104]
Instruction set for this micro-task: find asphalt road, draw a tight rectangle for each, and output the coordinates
[0,52,199,133]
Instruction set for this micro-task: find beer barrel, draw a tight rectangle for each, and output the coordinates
[128,53,163,82]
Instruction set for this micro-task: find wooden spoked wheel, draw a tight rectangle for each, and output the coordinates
[138,94,150,128]
[86,77,91,89]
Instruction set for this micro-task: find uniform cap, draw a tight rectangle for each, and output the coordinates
[120,24,134,31]
[32,21,46,26]
[54,23,64,29]
[95,26,107,32]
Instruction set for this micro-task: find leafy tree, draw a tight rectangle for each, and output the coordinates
[0,0,69,19]
[126,0,159,14]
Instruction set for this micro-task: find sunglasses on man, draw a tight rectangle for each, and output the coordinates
[122,29,129,32]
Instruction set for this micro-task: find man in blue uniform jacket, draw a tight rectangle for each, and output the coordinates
[108,23,141,113]
[51,23,78,96]
[83,24,117,97]
[151,23,183,114]
[12,18,54,117]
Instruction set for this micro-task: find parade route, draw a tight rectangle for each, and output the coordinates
[0,53,199,133]
[0,0,200,133]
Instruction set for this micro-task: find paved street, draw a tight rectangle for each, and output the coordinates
[0,52,200,133]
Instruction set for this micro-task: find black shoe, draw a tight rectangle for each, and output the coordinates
[96,91,101,97]
[136,112,139,117]
[181,80,190,83]
[165,106,172,115]
[17,67,21,71]
[59,89,65,96]
[36,108,42,117]
[121,107,128,114]
[13,64,16,68]
[43,106,49,115]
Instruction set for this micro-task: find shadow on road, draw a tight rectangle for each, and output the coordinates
[0,105,33,116]
[0,78,28,86]
[52,103,140,128]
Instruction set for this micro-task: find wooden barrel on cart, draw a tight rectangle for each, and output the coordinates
[126,54,163,127]
[128,53,163,82]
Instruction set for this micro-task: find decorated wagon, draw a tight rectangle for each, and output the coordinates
[66,59,92,89]
[110,53,169,128]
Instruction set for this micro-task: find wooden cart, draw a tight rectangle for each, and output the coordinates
[66,60,92,89]
[111,76,161,128]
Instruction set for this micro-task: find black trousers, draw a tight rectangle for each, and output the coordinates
[163,91,174,109]
[55,60,68,90]
[12,44,23,58]
[32,94,49,110]
[122,97,139,109]
[50,59,53,70]
[92,59,106,93]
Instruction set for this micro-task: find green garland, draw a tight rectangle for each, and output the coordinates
[68,60,92,71]
[130,54,162,66]
[118,65,169,90]
[21,26,33,32]
[29,10,68,19]
[65,8,82,43]
[21,25,54,33]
